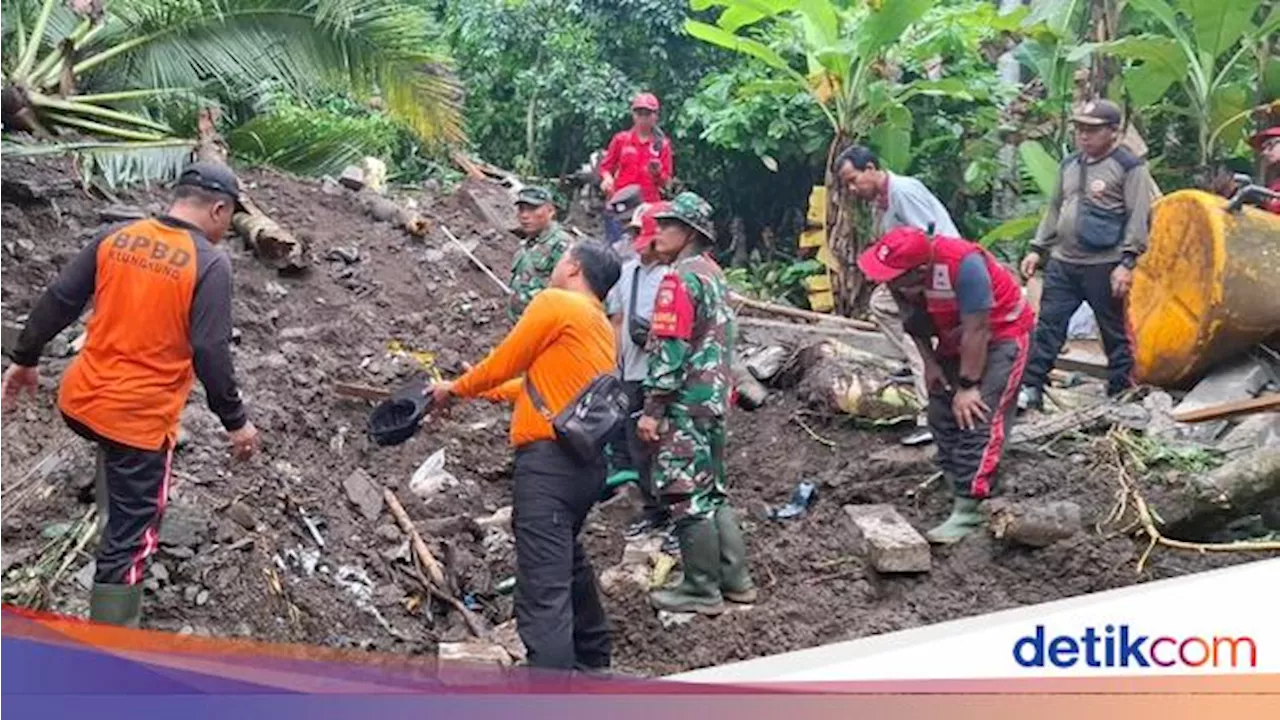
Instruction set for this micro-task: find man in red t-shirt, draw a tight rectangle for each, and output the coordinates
[1250,127,1280,214]
[599,92,674,243]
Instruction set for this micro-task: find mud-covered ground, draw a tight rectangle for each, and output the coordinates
[1,156,1270,676]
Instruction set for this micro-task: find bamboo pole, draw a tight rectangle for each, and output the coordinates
[729,292,879,332]
[383,489,446,588]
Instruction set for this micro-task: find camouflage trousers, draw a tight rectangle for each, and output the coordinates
[651,414,728,520]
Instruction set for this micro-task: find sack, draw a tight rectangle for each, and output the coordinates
[526,373,630,463]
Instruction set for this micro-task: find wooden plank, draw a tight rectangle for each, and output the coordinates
[1172,394,1280,424]
[333,382,391,402]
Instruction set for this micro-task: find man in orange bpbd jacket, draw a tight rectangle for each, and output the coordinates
[2,162,259,628]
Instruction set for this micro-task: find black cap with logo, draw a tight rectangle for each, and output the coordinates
[177,161,241,200]
[1072,99,1123,127]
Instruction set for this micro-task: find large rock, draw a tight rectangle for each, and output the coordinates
[159,503,211,548]
[843,504,931,573]
[343,468,384,522]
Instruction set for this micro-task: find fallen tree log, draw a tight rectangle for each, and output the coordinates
[784,339,920,420]
[1158,445,1280,539]
[736,317,904,360]
[729,293,878,332]
[986,499,1083,547]
[195,107,310,273]
[1008,402,1150,447]
[352,188,432,238]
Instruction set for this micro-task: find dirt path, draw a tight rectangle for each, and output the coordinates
[0,156,1268,676]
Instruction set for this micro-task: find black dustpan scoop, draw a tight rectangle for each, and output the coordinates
[368,378,434,446]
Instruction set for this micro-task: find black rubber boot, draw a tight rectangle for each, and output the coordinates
[714,506,756,604]
[89,583,143,628]
[649,516,725,615]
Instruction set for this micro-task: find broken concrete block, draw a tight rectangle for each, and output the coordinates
[436,641,512,684]
[343,468,384,522]
[843,504,931,573]
[1171,358,1273,443]
[338,165,365,191]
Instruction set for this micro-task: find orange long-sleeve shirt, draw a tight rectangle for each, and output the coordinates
[453,288,616,447]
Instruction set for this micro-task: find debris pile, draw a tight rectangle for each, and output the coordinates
[2,153,1275,677]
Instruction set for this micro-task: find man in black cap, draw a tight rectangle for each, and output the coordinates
[1018,99,1159,408]
[509,186,571,320]
[2,161,258,628]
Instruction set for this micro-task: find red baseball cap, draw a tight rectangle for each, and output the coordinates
[631,92,660,112]
[857,226,933,283]
[628,202,667,251]
[1251,126,1280,150]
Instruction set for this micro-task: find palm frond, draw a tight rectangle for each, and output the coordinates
[2,137,194,189]
[226,106,381,175]
[75,0,464,145]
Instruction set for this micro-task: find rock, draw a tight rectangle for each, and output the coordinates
[184,585,199,604]
[658,611,697,629]
[265,281,289,299]
[159,504,211,548]
[339,165,366,192]
[143,578,160,593]
[1218,413,1280,456]
[375,523,401,543]
[343,468,384,522]
[224,501,258,531]
[150,562,170,583]
[74,562,96,590]
[41,521,73,540]
[196,589,209,606]
[1170,358,1273,443]
[437,641,512,668]
[843,504,931,573]
[491,620,526,664]
[278,326,313,340]
[320,176,344,195]
[373,583,402,605]
[423,249,445,264]
[164,545,195,560]
[745,345,789,382]
[620,534,665,566]
[599,563,650,596]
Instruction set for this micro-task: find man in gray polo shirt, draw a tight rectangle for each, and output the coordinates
[837,145,960,446]
[1018,100,1158,408]
[606,203,672,537]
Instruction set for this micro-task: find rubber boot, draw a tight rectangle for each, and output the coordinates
[649,517,726,615]
[89,583,143,628]
[925,497,983,545]
[715,506,756,604]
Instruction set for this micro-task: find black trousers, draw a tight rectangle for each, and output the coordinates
[512,441,611,670]
[62,414,171,586]
[609,381,665,520]
[927,337,1029,499]
[1023,259,1136,396]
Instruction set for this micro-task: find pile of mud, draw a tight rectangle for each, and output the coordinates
[0,155,1266,676]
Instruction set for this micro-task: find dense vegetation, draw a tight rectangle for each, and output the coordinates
[3,0,1277,305]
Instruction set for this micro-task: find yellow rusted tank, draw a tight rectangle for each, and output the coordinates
[1130,190,1280,387]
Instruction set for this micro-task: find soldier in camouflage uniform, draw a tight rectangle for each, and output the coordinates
[508,186,571,321]
[637,192,756,615]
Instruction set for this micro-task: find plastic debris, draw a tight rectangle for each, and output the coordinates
[769,481,817,520]
[494,576,516,595]
[409,448,458,498]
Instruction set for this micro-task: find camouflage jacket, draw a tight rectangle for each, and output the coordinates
[642,253,736,419]
[508,222,570,319]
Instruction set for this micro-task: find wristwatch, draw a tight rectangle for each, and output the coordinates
[957,376,980,390]
[1120,254,1137,270]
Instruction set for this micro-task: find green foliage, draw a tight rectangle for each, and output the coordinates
[1118,432,1226,475]
[724,258,824,305]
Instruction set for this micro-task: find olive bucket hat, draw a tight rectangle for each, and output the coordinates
[653,191,714,243]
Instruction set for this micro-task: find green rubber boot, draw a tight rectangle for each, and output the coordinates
[925,497,984,545]
[649,517,726,616]
[715,506,756,604]
[89,583,143,628]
